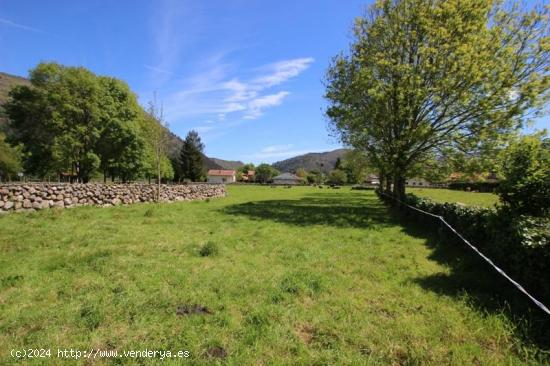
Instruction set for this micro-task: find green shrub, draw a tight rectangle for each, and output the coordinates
[327,169,347,185]
[498,136,550,217]
[199,241,219,257]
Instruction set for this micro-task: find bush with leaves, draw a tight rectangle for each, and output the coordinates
[498,136,550,217]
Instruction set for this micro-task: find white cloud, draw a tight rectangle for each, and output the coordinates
[253,58,314,88]
[246,144,322,161]
[244,91,289,119]
[161,57,313,122]
[261,144,294,153]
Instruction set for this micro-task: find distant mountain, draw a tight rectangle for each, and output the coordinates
[272,149,350,174]
[0,72,30,132]
[0,71,227,171]
[209,158,244,170]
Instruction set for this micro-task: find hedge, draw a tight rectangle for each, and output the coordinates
[379,192,550,307]
[447,181,499,192]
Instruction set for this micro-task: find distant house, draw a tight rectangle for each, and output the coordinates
[272,172,301,185]
[365,174,380,185]
[405,177,432,187]
[207,170,236,184]
[241,170,255,182]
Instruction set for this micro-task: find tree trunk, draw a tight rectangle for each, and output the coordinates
[378,175,385,192]
[385,175,392,194]
[157,158,161,202]
[392,173,406,207]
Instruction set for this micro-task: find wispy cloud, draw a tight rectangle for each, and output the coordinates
[144,64,177,75]
[261,144,294,153]
[248,144,318,161]
[162,57,314,122]
[253,58,314,88]
[244,91,289,119]
[0,17,50,35]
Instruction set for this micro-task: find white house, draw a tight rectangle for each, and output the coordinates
[272,172,301,185]
[207,170,236,184]
[365,174,380,185]
[405,177,432,187]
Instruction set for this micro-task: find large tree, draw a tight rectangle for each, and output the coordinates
[0,132,22,181]
[325,0,550,201]
[96,77,146,182]
[255,163,278,183]
[179,130,205,182]
[4,63,148,183]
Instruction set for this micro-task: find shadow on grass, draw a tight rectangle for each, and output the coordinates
[222,192,394,229]
[395,208,550,350]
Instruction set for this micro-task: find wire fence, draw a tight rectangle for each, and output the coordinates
[379,191,550,316]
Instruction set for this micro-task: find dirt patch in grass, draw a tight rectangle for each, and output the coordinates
[205,346,227,359]
[296,324,315,344]
[176,304,212,316]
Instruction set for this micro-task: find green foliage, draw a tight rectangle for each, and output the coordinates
[498,136,550,217]
[179,130,205,182]
[340,150,371,184]
[4,63,147,182]
[255,163,278,183]
[95,77,146,182]
[306,170,323,184]
[325,0,550,200]
[141,102,174,183]
[199,241,219,257]
[294,167,307,179]
[327,169,347,185]
[0,132,22,180]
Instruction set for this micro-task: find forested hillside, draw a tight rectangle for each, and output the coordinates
[272,149,349,174]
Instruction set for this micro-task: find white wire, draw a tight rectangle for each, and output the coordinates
[379,192,550,316]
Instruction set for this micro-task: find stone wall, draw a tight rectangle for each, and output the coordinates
[0,183,226,213]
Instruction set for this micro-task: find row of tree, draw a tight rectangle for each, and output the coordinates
[325,0,550,202]
[0,62,207,184]
[232,149,373,186]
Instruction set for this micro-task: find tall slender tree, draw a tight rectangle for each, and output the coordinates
[179,130,205,182]
[145,97,170,200]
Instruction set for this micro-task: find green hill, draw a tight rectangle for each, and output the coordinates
[0,72,30,132]
[272,148,349,174]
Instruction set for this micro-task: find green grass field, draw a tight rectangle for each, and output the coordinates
[0,186,547,365]
[408,187,499,207]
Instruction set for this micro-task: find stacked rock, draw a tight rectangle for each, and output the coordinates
[0,183,226,213]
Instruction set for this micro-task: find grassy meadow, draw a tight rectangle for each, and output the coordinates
[408,187,499,207]
[0,185,547,365]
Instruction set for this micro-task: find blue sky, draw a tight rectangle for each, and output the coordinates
[0,0,548,164]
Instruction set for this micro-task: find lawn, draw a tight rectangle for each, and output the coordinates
[0,186,547,365]
[408,187,499,207]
